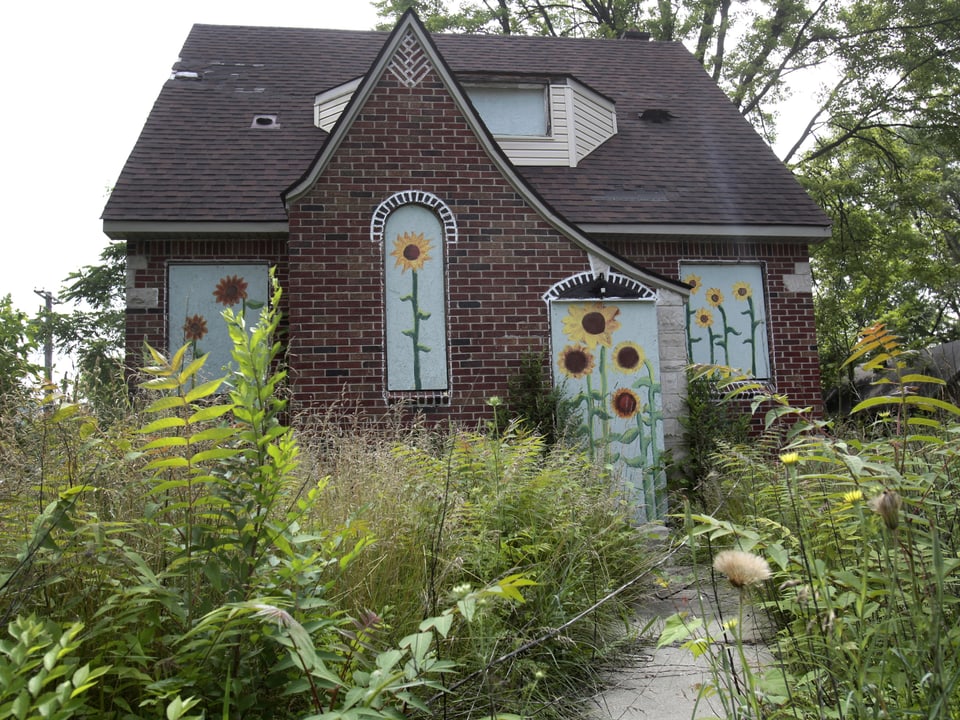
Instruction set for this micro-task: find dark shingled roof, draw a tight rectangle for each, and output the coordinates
[102,23,829,230]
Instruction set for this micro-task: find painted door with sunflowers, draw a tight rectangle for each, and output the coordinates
[550,298,665,521]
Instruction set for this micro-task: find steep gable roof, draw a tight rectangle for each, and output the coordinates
[102,17,829,237]
[285,11,685,295]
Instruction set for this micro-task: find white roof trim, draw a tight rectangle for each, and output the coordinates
[284,11,685,297]
[578,223,832,239]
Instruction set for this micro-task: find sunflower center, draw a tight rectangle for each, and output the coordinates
[581,312,606,335]
[403,244,421,262]
[614,391,638,415]
[616,346,640,369]
[563,349,589,374]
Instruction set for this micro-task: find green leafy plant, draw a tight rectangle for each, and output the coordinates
[0,615,111,720]
[665,324,960,719]
[1,275,545,719]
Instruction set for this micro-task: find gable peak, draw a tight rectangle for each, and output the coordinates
[387,29,432,88]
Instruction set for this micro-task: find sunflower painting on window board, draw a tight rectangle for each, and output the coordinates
[550,299,665,521]
[384,205,447,392]
[681,263,769,378]
[168,264,268,383]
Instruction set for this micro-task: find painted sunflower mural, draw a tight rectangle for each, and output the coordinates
[168,264,268,383]
[683,263,769,377]
[384,205,447,393]
[550,299,664,521]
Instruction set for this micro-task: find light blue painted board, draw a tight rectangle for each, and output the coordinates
[550,299,665,521]
[384,205,448,392]
[168,264,268,382]
[682,263,770,378]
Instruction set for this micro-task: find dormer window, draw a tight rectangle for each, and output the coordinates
[314,75,616,167]
[463,83,549,137]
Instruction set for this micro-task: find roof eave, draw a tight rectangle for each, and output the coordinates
[103,220,289,239]
[578,222,832,240]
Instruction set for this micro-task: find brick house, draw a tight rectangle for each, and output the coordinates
[102,11,829,518]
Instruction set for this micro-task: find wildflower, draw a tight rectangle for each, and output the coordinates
[713,550,771,589]
[842,489,863,504]
[253,603,295,629]
[779,452,800,465]
[868,489,902,530]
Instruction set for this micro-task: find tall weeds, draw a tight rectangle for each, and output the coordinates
[666,324,960,719]
[0,277,655,719]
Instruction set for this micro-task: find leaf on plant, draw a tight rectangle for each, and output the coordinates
[657,612,703,648]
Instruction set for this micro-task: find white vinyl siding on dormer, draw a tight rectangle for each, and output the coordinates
[315,77,363,132]
[571,79,618,164]
[313,75,616,167]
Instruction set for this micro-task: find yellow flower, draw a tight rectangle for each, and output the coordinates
[561,303,621,349]
[841,490,863,504]
[684,274,702,294]
[611,387,641,419]
[713,550,771,589]
[694,308,714,328]
[779,452,800,465]
[612,341,645,374]
[557,345,595,379]
[732,281,752,301]
[390,232,433,272]
[705,287,724,307]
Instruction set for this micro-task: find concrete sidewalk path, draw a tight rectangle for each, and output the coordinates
[584,565,774,720]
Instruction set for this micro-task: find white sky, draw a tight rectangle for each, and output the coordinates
[0,0,380,317]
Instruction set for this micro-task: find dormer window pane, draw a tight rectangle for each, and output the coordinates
[466,85,549,136]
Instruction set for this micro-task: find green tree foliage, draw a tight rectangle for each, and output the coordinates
[46,241,127,416]
[801,130,960,387]
[0,294,39,399]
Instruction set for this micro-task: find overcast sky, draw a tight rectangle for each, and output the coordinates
[1,0,380,317]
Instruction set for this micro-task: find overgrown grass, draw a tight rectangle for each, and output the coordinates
[666,324,960,719]
[0,279,658,719]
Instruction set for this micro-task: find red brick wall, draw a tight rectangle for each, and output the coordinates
[602,235,823,415]
[125,237,287,367]
[286,70,591,426]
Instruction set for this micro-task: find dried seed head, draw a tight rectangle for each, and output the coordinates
[868,490,902,530]
[713,550,772,589]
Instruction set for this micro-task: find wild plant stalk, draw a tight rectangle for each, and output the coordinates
[673,325,960,719]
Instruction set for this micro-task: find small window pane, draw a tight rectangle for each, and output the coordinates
[467,85,548,136]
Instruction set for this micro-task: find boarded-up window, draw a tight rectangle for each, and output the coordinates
[168,263,269,383]
[681,263,770,378]
[384,205,448,393]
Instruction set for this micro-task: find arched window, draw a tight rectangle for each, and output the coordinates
[373,192,456,400]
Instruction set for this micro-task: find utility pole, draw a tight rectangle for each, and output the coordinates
[33,289,57,384]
